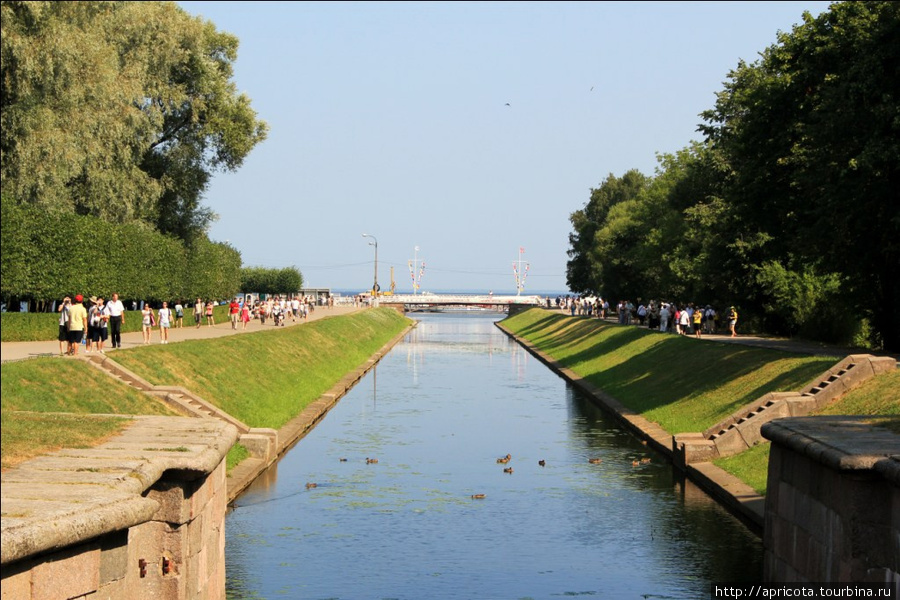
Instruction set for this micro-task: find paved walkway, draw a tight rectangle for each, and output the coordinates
[1,304,365,363]
[6,307,895,363]
[580,311,897,359]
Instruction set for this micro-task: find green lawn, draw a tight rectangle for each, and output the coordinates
[1,358,175,468]
[502,309,897,497]
[502,309,838,434]
[111,308,411,429]
[1,308,411,469]
[713,368,899,494]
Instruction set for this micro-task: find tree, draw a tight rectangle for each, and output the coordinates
[1,1,268,240]
[566,170,650,294]
[240,266,304,296]
[699,1,900,349]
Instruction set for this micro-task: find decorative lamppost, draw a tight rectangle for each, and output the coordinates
[409,246,425,296]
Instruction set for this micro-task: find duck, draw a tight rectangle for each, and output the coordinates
[503,467,514,474]
[632,460,641,467]
[366,458,379,464]
[538,460,546,467]
[588,458,602,464]
[305,482,318,489]
[471,494,486,500]
[640,457,651,464]
[496,454,511,464]
[339,458,348,462]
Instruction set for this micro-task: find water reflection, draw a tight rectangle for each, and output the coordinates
[227,313,761,599]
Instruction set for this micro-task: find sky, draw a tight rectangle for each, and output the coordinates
[177,1,833,295]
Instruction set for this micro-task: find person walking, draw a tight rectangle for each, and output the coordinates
[174,301,184,328]
[704,306,717,335]
[205,300,215,326]
[158,301,172,343]
[240,301,251,330]
[659,303,670,333]
[193,298,204,329]
[107,293,126,349]
[692,306,703,338]
[86,297,101,353]
[229,297,240,330]
[141,303,155,344]
[92,297,110,353]
[67,294,88,356]
[727,306,739,338]
[57,296,72,356]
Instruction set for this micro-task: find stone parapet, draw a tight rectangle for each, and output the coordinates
[761,416,900,584]
[1,416,237,600]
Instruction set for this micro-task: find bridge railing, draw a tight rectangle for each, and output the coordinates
[383,294,543,305]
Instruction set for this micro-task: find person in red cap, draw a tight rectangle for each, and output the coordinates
[67,294,88,355]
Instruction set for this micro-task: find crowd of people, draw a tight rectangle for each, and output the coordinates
[552,295,739,338]
[55,293,335,354]
[57,293,127,356]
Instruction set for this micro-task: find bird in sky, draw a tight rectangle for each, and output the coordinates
[505,102,510,106]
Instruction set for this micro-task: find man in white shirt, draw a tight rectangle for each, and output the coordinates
[107,292,126,348]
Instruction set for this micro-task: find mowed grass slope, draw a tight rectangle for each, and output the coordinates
[715,368,899,494]
[1,359,176,468]
[112,308,411,429]
[502,309,839,434]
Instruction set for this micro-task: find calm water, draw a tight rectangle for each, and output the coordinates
[226,312,762,600]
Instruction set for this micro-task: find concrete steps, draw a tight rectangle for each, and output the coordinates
[82,354,278,472]
[674,354,897,466]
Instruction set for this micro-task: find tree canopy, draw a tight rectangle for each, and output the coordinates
[1,0,269,240]
[241,266,304,297]
[566,1,899,350]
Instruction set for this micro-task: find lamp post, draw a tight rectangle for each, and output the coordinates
[362,233,378,302]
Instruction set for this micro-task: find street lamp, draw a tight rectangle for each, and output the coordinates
[362,233,378,299]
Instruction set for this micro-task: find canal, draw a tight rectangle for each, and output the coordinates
[225,312,762,599]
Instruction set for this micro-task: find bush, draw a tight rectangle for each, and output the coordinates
[1,196,241,308]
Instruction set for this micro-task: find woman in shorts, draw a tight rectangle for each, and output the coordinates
[205,300,215,326]
[141,303,154,344]
[158,301,172,344]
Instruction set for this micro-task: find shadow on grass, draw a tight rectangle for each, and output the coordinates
[505,309,839,431]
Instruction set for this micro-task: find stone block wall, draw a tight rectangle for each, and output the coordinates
[762,417,900,584]
[1,417,236,600]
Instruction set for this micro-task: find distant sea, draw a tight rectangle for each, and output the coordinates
[331,288,572,298]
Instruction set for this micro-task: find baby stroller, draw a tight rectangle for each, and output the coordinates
[272,306,284,326]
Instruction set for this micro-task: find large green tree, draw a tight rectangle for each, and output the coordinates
[566,170,650,295]
[699,1,900,349]
[1,1,268,240]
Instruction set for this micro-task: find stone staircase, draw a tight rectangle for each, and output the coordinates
[83,354,278,463]
[673,354,897,466]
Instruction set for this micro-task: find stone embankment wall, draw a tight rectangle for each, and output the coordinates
[762,417,899,584]
[1,417,237,600]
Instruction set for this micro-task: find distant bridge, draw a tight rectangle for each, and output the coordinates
[379,293,544,312]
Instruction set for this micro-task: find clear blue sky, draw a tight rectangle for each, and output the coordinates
[177,1,832,294]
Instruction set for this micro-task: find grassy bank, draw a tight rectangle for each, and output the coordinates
[1,308,412,469]
[714,368,900,494]
[0,359,177,468]
[1,304,232,342]
[501,309,839,434]
[501,308,897,498]
[110,308,411,429]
